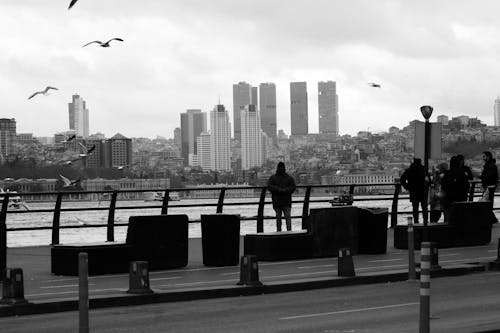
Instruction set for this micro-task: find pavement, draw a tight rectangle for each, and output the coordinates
[1,224,499,317]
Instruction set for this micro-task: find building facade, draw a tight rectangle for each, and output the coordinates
[196,132,212,171]
[210,104,231,171]
[241,105,263,170]
[103,133,133,168]
[68,94,89,138]
[180,109,207,165]
[290,82,308,135]
[318,81,339,135]
[259,82,277,141]
[0,118,16,162]
[494,98,500,127]
[232,82,254,141]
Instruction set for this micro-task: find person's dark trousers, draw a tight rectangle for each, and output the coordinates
[488,187,496,203]
[430,210,441,223]
[412,199,428,224]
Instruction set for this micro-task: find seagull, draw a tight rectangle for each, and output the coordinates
[368,82,381,88]
[28,86,59,99]
[60,174,81,188]
[82,38,124,48]
[68,0,79,9]
[59,157,81,165]
[116,164,129,170]
[78,142,96,157]
[61,134,76,143]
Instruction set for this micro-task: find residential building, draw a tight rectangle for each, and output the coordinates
[68,94,89,138]
[197,132,212,171]
[103,133,133,168]
[318,81,339,135]
[0,118,16,162]
[290,82,308,135]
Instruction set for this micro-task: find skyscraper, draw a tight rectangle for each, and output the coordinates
[196,132,212,171]
[259,83,277,141]
[233,82,257,141]
[241,105,262,170]
[180,109,207,165]
[290,82,308,135]
[0,118,16,162]
[494,97,500,127]
[210,104,231,171]
[318,81,339,135]
[68,94,89,138]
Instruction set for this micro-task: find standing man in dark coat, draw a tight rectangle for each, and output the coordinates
[480,151,498,203]
[400,158,429,224]
[267,162,296,231]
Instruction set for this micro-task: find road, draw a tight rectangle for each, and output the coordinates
[2,271,500,332]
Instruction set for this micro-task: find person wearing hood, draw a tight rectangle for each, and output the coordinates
[480,151,498,203]
[400,158,429,224]
[267,162,296,231]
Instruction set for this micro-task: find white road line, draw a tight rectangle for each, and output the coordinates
[40,283,95,289]
[279,302,419,320]
[155,278,239,288]
[26,288,124,297]
[298,264,335,269]
[488,250,497,253]
[150,276,182,281]
[439,253,460,257]
[368,259,403,263]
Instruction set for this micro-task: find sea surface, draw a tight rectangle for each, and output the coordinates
[3,195,495,247]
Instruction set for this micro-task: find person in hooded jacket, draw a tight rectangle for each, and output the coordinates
[400,158,429,224]
[441,155,470,222]
[480,151,498,203]
[267,162,296,231]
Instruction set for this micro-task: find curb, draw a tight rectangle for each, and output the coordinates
[0,263,489,318]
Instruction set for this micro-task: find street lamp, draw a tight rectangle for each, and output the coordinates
[420,105,433,240]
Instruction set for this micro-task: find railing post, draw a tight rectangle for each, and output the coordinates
[161,189,170,215]
[468,182,476,202]
[52,192,63,245]
[301,186,312,230]
[0,193,9,281]
[107,191,118,242]
[349,184,355,196]
[257,187,267,233]
[391,183,402,228]
[216,187,226,213]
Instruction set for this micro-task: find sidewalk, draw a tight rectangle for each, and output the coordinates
[1,225,499,317]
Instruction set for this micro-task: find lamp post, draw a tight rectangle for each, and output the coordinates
[420,105,433,241]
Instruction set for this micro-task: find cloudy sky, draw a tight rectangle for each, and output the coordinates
[2,1,500,139]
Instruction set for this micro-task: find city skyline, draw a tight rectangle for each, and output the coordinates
[3,1,500,138]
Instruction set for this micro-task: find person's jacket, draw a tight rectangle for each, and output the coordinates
[481,159,499,189]
[400,163,426,202]
[267,172,296,208]
[442,167,469,203]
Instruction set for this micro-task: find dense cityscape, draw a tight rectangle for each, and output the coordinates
[2,81,500,194]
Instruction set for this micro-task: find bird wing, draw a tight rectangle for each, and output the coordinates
[28,91,41,99]
[87,145,96,154]
[71,178,81,186]
[78,142,88,153]
[67,134,76,142]
[46,86,59,91]
[82,41,102,47]
[60,174,71,186]
[107,38,124,43]
[68,0,78,10]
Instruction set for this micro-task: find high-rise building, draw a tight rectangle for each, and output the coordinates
[251,87,258,106]
[241,105,262,170]
[290,82,308,135]
[173,127,181,146]
[0,118,16,162]
[259,83,277,141]
[233,82,256,141]
[210,104,231,171]
[103,133,133,168]
[494,97,500,127]
[84,138,104,168]
[437,115,449,125]
[180,109,207,165]
[68,94,89,138]
[197,132,212,171]
[318,81,339,135]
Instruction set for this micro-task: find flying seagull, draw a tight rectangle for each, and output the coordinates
[60,174,81,188]
[116,164,129,170]
[59,157,82,165]
[82,38,124,48]
[368,82,381,88]
[68,0,78,9]
[28,86,59,99]
[61,134,76,143]
[78,142,96,157]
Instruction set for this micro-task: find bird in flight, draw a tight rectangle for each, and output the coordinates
[68,0,79,10]
[82,38,124,48]
[78,143,96,157]
[61,134,76,143]
[28,86,59,99]
[59,157,82,166]
[116,164,129,170]
[368,82,381,88]
[60,174,81,188]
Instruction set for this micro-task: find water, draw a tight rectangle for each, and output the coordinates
[5,196,494,247]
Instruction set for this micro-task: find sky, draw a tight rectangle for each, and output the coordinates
[2,1,500,139]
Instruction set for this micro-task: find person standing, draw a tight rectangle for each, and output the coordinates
[267,162,296,232]
[400,158,429,224]
[441,155,469,222]
[480,151,498,203]
[456,154,473,201]
[429,162,448,223]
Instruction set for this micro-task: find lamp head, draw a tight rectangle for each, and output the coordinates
[420,105,433,120]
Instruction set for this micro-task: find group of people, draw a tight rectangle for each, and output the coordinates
[401,151,498,223]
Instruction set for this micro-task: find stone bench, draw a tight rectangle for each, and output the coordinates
[243,230,313,261]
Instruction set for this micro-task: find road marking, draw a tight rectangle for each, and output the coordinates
[40,283,95,289]
[439,253,460,257]
[440,256,496,263]
[488,250,497,253]
[26,288,124,297]
[279,302,419,320]
[368,259,403,263]
[150,276,182,281]
[298,264,335,269]
[155,278,239,288]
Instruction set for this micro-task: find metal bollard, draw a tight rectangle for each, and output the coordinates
[0,268,28,305]
[237,255,262,286]
[407,217,416,281]
[127,261,153,294]
[419,242,431,333]
[429,242,441,271]
[338,248,355,277]
[79,252,89,333]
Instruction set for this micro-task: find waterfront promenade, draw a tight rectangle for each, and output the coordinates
[1,224,499,317]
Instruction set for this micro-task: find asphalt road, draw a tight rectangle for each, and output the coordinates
[2,271,500,332]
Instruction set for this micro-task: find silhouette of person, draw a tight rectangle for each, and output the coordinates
[456,154,473,201]
[267,162,296,232]
[429,162,448,223]
[400,158,428,224]
[442,155,470,222]
[480,151,498,203]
